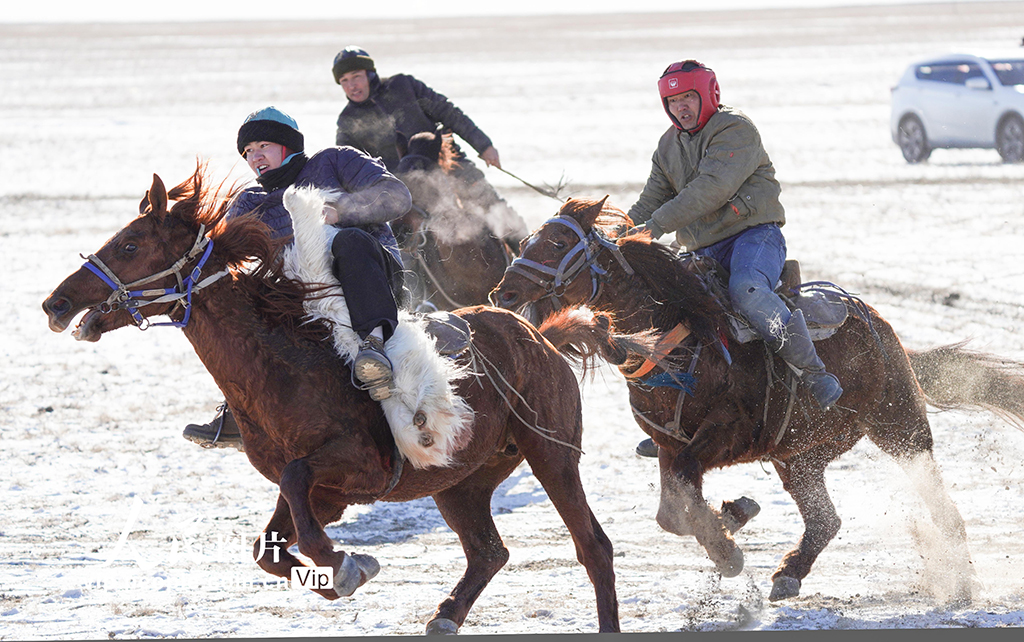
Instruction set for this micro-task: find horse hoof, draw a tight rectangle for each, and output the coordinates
[425,618,459,635]
[334,553,380,597]
[721,496,761,534]
[716,546,744,578]
[769,576,801,602]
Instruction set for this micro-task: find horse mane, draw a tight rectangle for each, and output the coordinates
[166,163,333,342]
[437,133,459,173]
[616,236,728,343]
[564,198,728,344]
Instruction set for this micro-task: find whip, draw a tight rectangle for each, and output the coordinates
[495,166,569,202]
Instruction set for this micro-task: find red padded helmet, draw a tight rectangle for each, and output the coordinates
[658,60,720,132]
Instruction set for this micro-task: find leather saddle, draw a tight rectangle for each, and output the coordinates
[683,255,849,344]
[423,311,472,357]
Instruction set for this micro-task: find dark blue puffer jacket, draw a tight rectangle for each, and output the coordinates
[335,74,493,171]
[228,146,411,260]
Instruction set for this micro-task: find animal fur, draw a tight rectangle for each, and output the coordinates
[281,186,474,469]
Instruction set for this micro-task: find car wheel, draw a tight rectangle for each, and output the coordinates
[897,115,931,163]
[996,114,1024,163]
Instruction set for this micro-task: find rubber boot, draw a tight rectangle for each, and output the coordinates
[773,309,843,410]
[182,403,245,451]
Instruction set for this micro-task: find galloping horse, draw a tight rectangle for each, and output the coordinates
[490,197,1024,604]
[41,170,620,634]
[392,131,521,312]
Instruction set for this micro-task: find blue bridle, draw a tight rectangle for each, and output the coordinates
[504,215,634,309]
[80,224,229,330]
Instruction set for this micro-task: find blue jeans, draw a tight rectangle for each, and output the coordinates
[697,223,790,341]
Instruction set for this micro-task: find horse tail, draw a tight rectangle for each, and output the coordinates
[908,341,1024,430]
[538,306,658,379]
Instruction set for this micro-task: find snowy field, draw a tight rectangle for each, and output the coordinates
[3,2,1024,637]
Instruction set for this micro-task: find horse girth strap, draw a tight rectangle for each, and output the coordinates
[620,322,692,380]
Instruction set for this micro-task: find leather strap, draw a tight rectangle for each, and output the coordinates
[620,322,691,380]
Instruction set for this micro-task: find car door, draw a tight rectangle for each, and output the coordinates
[912,62,964,146]
[946,62,999,145]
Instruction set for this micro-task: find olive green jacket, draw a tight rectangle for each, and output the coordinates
[627,106,785,251]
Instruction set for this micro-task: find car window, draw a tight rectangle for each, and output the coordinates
[987,59,1024,86]
[915,62,984,85]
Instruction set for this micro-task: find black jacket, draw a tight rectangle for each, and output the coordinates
[335,73,493,171]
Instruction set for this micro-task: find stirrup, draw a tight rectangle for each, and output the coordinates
[352,336,394,401]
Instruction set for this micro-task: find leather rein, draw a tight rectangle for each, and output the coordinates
[80,224,229,330]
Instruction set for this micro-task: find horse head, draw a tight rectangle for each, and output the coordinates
[489,197,634,324]
[42,166,247,341]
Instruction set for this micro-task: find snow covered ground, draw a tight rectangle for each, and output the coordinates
[3,2,1024,637]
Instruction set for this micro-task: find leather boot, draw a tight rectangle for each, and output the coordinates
[635,437,660,458]
[182,403,245,451]
[773,309,843,410]
[352,335,394,401]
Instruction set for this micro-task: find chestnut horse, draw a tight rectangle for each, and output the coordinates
[490,197,1024,605]
[392,131,520,312]
[42,171,619,634]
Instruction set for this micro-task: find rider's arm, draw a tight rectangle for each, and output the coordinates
[410,76,494,156]
[626,150,676,235]
[327,149,412,226]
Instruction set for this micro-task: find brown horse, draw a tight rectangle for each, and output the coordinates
[392,131,521,312]
[490,197,1024,605]
[41,170,620,634]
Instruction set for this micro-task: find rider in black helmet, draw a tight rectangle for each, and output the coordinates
[332,46,527,248]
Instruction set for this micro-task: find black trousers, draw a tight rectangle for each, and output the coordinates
[330,228,403,342]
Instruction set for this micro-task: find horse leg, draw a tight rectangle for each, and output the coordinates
[251,494,346,600]
[656,448,760,537]
[425,455,521,635]
[657,445,745,578]
[276,439,389,599]
[514,432,620,633]
[768,449,843,601]
[869,427,973,605]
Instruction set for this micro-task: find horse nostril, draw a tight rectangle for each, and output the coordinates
[46,297,71,315]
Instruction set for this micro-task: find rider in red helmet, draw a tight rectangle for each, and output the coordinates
[627,60,842,457]
[657,60,721,133]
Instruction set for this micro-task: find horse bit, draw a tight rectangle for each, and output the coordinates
[80,225,229,330]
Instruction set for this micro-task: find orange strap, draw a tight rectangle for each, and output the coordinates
[620,322,691,380]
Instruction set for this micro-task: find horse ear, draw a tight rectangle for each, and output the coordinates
[576,196,610,229]
[148,174,168,215]
[139,191,150,214]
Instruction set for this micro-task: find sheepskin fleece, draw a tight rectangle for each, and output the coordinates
[279,185,474,469]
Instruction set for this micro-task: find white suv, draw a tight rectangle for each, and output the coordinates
[890,51,1024,163]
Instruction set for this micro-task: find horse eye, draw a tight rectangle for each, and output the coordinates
[552,240,567,250]
[123,243,138,254]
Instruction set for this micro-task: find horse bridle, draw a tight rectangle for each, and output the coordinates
[80,224,229,330]
[504,214,634,310]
